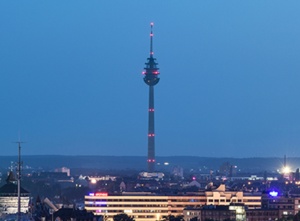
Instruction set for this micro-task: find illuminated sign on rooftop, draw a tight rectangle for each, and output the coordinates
[269,191,278,197]
[89,192,108,197]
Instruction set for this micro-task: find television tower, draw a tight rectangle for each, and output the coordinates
[142,22,160,172]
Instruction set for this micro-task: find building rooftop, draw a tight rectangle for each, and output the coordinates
[0,183,29,195]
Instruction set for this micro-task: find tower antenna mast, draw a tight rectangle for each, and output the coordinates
[150,22,154,57]
[142,22,160,172]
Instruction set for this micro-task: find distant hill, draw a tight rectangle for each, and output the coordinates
[0,155,296,173]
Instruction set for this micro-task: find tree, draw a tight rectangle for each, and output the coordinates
[162,215,184,221]
[279,215,294,221]
[294,212,300,221]
[113,213,135,221]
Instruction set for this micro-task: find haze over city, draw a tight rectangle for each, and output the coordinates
[1,1,300,157]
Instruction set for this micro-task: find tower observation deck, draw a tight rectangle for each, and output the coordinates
[142,22,160,172]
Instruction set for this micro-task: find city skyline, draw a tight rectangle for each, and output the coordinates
[0,1,300,157]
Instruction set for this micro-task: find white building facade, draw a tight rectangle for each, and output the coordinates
[84,185,261,221]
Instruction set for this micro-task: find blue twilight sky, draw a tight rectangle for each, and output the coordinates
[0,1,300,157]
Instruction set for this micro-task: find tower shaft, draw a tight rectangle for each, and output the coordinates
[148,86,155,172]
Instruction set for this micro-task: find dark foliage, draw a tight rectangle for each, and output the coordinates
[113,213,135,221]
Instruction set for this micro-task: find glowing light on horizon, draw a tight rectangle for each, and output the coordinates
[283,166,291,174]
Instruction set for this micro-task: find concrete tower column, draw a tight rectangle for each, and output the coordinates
[142,23,160,172]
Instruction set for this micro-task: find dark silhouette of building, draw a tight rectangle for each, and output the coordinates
[142,22,160,173]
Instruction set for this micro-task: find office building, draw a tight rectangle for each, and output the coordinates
[84,184,261,221]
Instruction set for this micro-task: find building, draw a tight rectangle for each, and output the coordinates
[172,166,184,179]
[138,172,164,180]
[262,191,300,218]
[142,22,160,173]
[246,209,280,221]
[84,184,261,221]
[55,167,71,176]
[0,172,30,216]
[184,205,280,221]
[183,207,202,221]
[184,204,245,221]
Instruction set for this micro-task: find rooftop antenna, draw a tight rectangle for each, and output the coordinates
[13,140,25,221]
